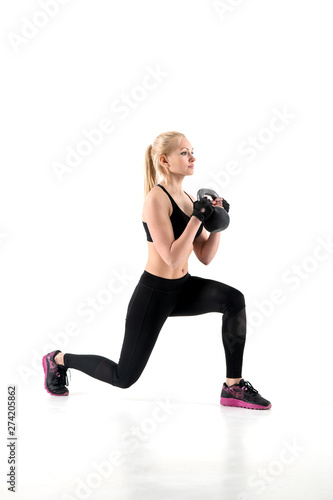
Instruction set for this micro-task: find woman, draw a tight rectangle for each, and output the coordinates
[42,131,271,410]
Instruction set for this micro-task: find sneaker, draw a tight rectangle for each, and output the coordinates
[42,350,70,396]
[220,379,271,410]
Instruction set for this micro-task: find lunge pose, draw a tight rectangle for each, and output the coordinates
[43,131,271,410]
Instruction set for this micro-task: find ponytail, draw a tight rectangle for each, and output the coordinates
[143,131,185,199]
[143,144,157,199]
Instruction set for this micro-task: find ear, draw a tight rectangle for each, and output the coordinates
[159,156,170,177]
[159,154,169,167]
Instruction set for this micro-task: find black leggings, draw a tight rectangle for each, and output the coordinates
[63,270,247,387]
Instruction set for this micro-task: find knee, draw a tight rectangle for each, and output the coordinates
[114,375,138,389]
[228,288,246,312]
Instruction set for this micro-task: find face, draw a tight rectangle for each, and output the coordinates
[160,137,196,178]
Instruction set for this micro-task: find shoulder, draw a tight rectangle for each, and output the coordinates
[144,185,171,214]
[145,185,164,204]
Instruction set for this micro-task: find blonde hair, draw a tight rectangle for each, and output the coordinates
[143,131,186,198]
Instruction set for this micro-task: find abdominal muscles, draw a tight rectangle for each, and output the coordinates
[144,240,192,279]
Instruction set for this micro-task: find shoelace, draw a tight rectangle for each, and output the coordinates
[242,380,258,394]
[57,367,71,386]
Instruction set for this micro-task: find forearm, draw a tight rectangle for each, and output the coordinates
[200,231,221,265]
[169,216,202,269]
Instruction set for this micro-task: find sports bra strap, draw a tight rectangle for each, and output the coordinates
[157,184,194,204]
[184,191,194,203]
[157,184,173,203]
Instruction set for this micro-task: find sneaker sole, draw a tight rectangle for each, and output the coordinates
[42,355,69,397]
[220,397,271,410]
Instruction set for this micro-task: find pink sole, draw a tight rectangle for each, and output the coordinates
[220,397,271,410]
[42,355,69,397]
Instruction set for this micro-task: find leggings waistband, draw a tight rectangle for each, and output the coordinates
[139,270,190,292]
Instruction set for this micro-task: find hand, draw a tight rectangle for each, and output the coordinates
[192,197,215,221]
[212,197,230,213]
[211,197,222,208]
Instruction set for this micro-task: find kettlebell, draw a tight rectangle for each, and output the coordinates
[197,188,230,233]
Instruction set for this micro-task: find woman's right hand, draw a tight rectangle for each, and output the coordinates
[192,197,214,221]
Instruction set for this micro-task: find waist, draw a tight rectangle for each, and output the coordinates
[139,270,190,291]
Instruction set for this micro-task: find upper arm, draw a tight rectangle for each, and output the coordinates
[144,191,175,267]
[186,192,209,263]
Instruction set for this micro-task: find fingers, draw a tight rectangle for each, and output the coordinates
[211,197,229,213]
[212,197,223,206]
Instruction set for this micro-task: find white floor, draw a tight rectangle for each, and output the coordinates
[3,380,333,500]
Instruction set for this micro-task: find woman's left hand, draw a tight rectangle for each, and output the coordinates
[211,197,223,207]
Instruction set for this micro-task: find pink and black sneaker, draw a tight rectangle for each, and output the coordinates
[42,350,70,396]
[220,379,271,410]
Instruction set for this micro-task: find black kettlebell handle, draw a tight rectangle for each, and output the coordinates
[197,188,219,201]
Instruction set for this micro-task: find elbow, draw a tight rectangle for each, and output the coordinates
[169,255,184,269]
[199,250,209,266]
[200,254,212,266]
[159,250,178,269]
[200,248,216,266]
[165,254,178,269]
[170,259,180,270]
[168,249,180,269]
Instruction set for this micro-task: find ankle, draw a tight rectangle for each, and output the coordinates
[226,377,242,387]
[54,352,65,366]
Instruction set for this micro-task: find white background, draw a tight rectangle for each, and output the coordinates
[0,1,332,499]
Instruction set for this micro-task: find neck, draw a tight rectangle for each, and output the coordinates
[160,176,185,196]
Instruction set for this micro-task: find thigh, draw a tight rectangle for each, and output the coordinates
[117,283,180,379]
[170,275,241,316]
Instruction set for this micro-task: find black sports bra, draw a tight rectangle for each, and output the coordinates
[142,184,203,242]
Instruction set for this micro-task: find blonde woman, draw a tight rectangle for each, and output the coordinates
[42,131,271,410]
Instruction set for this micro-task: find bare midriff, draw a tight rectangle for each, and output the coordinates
[141,185,199,280]
[143,239,193,279]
